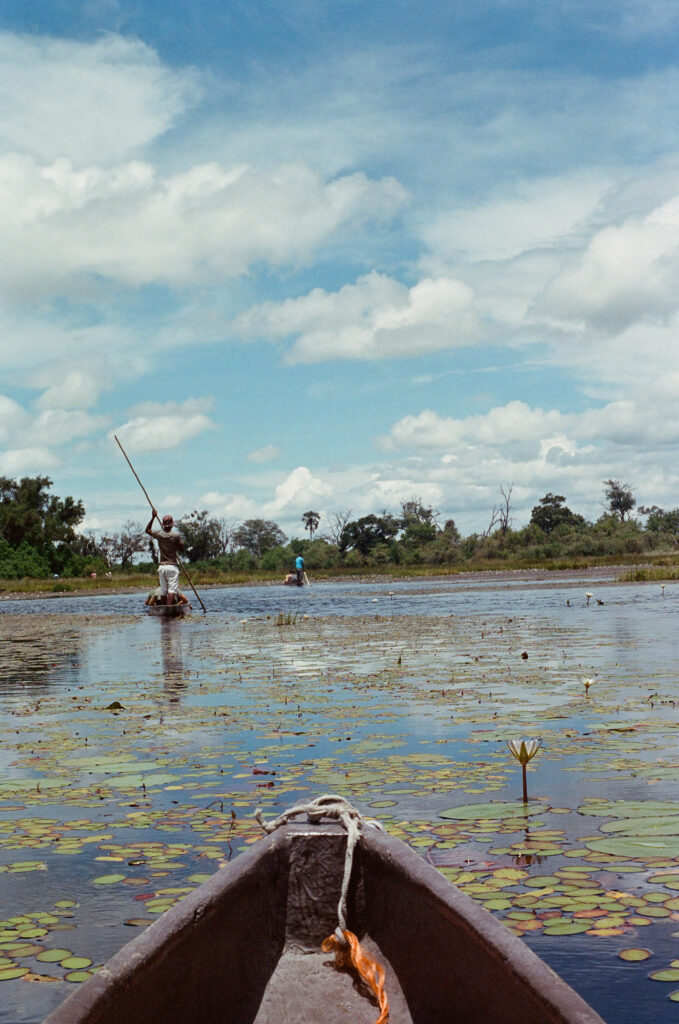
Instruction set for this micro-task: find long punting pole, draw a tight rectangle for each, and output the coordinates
[114,434,207,614]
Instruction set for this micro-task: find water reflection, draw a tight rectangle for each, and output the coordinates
[0,619,82,694]
[160,619,187,703]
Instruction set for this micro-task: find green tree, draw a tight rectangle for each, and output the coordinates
[399,496,439,543]
[640,506,679,535]
[340,513,400,556]
[301,510,321,541]
[604,479,636,521]
[0,476,85,549]
[530,493,585,535]
[232,519,287,558]
[178,510,227,562]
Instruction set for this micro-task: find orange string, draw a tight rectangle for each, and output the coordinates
[321,929,389,1023]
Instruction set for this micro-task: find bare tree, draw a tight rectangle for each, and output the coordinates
[321,508,352,548]
[99,520,147,568]
[484,484,514,537]
[216,517,236,555]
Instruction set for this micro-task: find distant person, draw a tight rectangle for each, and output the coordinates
[145,511,185,605]
[284,571,297,585]
[295,553,305,585]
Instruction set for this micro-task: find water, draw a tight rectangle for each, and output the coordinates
[0,572,678,1022]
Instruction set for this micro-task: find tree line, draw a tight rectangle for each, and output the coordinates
[1,474,677,579]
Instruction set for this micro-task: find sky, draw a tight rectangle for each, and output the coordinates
[2,0,679,541]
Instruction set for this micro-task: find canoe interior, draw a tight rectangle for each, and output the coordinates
[46,823,605,1024]
[145,603,191,616]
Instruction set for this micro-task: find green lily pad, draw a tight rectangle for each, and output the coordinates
[618,949,652,962]
[585,837,679,858]
[61,957,92,970]
[0,966,29,981]
[439,801,547,821]
[542,920,591,935]
[36,949,72,963]
[650,969,679,982]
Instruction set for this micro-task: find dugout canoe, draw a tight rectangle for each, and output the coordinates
[145,602,191,616]
[45,819,605,1024]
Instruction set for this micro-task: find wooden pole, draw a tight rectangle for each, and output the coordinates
[114,434,207,614]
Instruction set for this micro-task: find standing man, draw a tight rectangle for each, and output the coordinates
[295,552,305,585]
[145,511,184,605]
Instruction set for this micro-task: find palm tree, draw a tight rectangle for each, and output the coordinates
[301,510,321,541]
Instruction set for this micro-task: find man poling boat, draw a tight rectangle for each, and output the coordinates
[114,435,207,614]
[145,509,185,607]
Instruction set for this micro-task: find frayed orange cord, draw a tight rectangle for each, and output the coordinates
[322,929,389,1023]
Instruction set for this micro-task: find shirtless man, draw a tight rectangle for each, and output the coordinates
[145,511,185,605]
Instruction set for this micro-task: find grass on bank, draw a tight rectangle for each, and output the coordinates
[3,550,679,597]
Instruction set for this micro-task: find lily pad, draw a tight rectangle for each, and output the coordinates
[439,801,547,821]
[650,969,679,982]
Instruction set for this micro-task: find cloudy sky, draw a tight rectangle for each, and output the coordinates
[2,0,679,539]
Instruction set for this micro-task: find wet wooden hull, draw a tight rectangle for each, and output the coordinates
[145,603,191,616]
[45,822,605,1024]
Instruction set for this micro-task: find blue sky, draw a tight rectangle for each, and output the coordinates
[2,0,679,539]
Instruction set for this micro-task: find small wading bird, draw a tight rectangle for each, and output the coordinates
[507,738,542,803]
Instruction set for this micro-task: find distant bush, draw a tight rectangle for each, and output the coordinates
[0,539,50,578]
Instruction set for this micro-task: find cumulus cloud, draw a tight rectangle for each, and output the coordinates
[0,32,199,164]
[112,398,217,452]
[0,155,406,300]
[538,195,679,331]
[268,466,333,512]
[233,271,481,362]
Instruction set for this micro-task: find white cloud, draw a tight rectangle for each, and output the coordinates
[421,173,610,262]
[37,370,107,410]
[539,195,679,331]
[248,444,281,463]
[267,466,333,512]
[0,155,406,300]
[0,32,200,164]
[0,446,61,475]
[26,408,110,446]
[112,398,217,452]
[233,271,481,362]
[0,395,28,443]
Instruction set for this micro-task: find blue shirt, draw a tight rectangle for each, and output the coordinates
[295,555,304,570]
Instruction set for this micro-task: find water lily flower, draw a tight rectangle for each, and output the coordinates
[586,592,592,605]
[507,738,542,802]
[583,677,594,695]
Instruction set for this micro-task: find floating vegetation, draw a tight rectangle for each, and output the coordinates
[2,595,679,1020]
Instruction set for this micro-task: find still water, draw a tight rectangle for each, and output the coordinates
[1,571,679,1023]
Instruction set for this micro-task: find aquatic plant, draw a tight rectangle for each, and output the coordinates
[507,738,542,802]
[275,611,298,626]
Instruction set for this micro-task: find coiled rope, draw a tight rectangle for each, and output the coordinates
[255,795,389,1023]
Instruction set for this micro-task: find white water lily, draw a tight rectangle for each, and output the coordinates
[507,738,542,765]
[583,677,594,694]
[507,738,542,802]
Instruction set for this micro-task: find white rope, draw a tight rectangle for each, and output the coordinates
[255,795,383,943]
